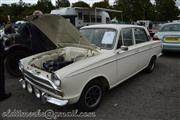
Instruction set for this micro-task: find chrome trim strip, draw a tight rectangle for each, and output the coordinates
[68,45,161,77]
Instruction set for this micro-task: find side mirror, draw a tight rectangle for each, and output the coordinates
[121,46,128,51]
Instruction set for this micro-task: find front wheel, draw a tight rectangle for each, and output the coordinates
[77,81,104,111]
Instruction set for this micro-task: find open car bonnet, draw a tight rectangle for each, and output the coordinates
[26,14,97,51]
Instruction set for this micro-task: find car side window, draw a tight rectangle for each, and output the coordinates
[134,28,149,44]
[121,28,133,46]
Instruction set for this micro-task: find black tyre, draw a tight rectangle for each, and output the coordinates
[145,56,156,73]
[78,81,105,112]
[5,50,29,77]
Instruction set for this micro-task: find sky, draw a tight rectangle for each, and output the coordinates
[0,0,179,7]
[0,0,116,5]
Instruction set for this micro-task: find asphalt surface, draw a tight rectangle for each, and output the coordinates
[0,52,179,120]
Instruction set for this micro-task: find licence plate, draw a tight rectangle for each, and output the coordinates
[164,37,180,42]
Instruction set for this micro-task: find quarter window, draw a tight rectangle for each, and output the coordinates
[134,28,149,44]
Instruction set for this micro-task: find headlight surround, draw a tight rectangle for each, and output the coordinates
[51,73,61,88]
[18,62,24,71]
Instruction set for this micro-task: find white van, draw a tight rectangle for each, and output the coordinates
[51,7,111,28]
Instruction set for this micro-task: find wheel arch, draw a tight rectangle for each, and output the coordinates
[77,75,110,108]
[150,54,157,62]
[146,54,157,66]
[151,55,157,59]
[80,75,110,97]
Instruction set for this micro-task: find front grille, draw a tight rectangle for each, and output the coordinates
[21,76,63,97]
[21,69,63,97]
[23,69,52,87]
[24,74,54,91]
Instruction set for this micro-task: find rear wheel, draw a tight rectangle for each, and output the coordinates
[5,50,30,77]
[78,81,104,111]
[145,56,156,73]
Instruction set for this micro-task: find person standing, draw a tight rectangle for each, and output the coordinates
[4,15,15,35]
[0,37,11,101]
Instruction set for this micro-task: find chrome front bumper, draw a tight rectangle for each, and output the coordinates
[42,93,68,106]
[19,78,68,106]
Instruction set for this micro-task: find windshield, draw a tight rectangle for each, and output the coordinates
[160,24,180,32]
[80,28,117,50]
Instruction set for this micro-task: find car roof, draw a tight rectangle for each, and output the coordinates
[162,22,180,26]
[159,22,180,30]
[81,24,146,30]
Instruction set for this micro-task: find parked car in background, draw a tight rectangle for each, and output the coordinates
[19,14,162,111]
[137,20,151,28]
[1,20,56,76]
[154,22,180,51]
[136,20,159,37]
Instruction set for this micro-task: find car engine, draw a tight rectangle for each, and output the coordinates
[43,56,73,72]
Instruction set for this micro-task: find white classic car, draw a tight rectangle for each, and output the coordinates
[19,14,162,111]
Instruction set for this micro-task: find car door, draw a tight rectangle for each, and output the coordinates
[133,27,152,70]
[115,28,139,84]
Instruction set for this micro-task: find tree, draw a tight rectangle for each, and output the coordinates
[56,0,70,8]
[72,1,90,8]
[0,3,26,22]
[155,0,180,21]
[22,4,37,16]
[141,0,156,20]
[114,0,155,21]
[92,1,110,8]
[130,0,155,20]
[35,0,55,13]
[10,3,24,20]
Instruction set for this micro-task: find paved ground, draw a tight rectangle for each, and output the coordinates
[0,52,179,120]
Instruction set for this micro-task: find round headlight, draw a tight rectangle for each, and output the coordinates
[51,73,61,87]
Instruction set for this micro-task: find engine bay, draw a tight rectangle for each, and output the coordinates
[29,47,97,73]
[43,56,73,72]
